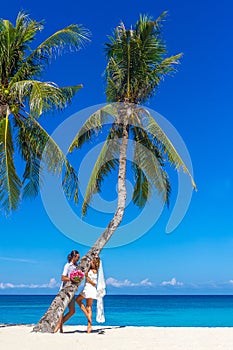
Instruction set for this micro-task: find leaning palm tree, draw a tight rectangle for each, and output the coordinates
[0,12,90,213]
[33,12,196,333]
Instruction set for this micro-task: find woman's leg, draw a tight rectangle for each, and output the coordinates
[86,298,93,333]
[76,294,91,322]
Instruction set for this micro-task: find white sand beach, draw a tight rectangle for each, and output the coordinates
[1,325,233,350]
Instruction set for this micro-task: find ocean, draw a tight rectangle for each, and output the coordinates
[1,295,233,327]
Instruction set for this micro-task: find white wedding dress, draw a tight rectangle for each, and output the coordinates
[80,261,106,323]
[81,270,98,299]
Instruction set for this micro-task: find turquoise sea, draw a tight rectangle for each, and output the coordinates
[1,295,233,327]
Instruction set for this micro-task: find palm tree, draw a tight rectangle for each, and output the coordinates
[33,12,196,333]
[0,11,90,213]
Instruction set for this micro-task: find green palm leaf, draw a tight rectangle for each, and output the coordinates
[16,114,79,203]
[82,134,120,215]
[69,104,117,152]
[134,142,171,203]
[0,115,21,212]
[62,162,79,205]
[17,118,44,198]
[0,12,88,213]
[140,108,197,190]
[32,24,90,60]
[132,164,150,208]
[105,12,182,104]
[132,125,171,204]
[0,13,43,82]
[22,155,41,198]
[10,23,90,84]
[15,12,43,45]
[12,80,82,117]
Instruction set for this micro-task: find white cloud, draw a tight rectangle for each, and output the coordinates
[0,283,14,289]
[229,280,233,284]
[0,278,59,290]
[140,279,153,286]
[0,257,37,264]
[161,277,184,287]
[106,277,153,288]
[48,278,58,288]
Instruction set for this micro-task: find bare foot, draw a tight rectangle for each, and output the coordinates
[54,316,63,333]
[54,321,61,333]
[87,324,92,333]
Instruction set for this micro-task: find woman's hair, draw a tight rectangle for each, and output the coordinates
[67,254,72,262]
[70,250,79,259]
[92,256,100,271]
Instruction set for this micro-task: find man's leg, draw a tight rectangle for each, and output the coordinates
[61,297,75,331]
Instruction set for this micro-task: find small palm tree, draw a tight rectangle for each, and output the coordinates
[33,13,196,333]
[0,11,90,213]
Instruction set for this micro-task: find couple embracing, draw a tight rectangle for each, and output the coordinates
[56,250,105,333]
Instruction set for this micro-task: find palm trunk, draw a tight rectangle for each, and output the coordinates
[33,117,129,333]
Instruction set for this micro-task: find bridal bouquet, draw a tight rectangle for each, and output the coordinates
[70,270,85,282]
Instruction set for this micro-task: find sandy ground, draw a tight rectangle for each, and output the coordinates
[1,325,233,350]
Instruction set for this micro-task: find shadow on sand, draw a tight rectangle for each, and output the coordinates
[0,324,34,328]
[64,325,126,334]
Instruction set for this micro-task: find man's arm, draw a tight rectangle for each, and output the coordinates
[61,275,71,282]
[61,264,70,282]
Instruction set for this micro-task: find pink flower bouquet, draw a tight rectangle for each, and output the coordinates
[70,270,85,283]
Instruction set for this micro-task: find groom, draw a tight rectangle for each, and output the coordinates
[55,249,80,333]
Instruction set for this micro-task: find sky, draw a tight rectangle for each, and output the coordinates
[0,0,233,295]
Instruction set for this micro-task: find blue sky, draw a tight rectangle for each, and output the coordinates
[0,0,233,295]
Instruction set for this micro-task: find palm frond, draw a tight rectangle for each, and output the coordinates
[16,114,79,203]
[136,11,167,37]
[0,19,16,81]
[133,140,171,204]
[105,12,182,104]
[10,24,90,84]
[0,115,21,213]
[16,118,43,198]
[15,12,43,45]
[62,162,79,205]
[153,54,182,75]
[132,164,150,208]
[33,23,90,58]
[12,80,82,117]
[22,155,41,198]
[0,12,89,213]
[140,108,197,190]
[0,12,43,82]
[82,134,120,215]
[132,125,171,204]
[69,104,117,152]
